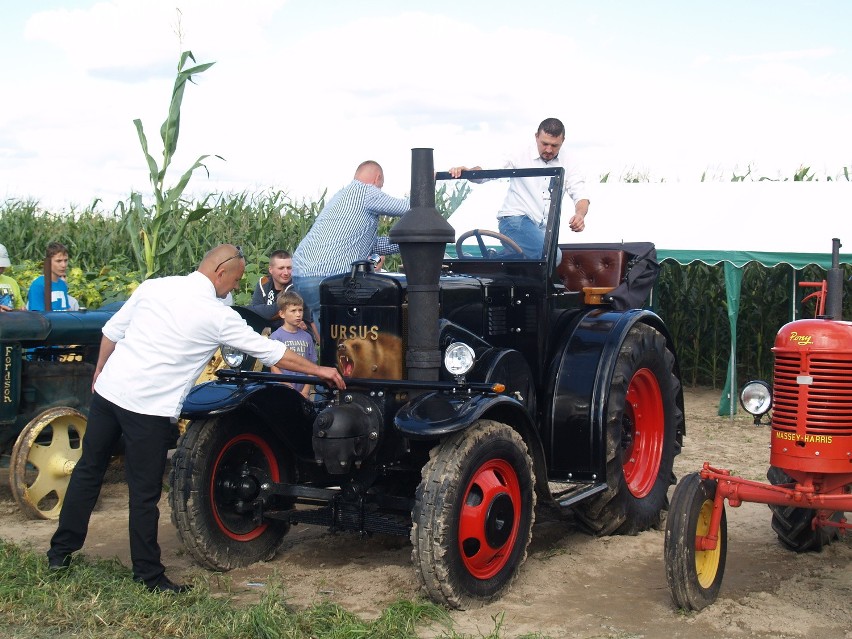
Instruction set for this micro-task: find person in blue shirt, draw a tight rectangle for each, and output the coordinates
[27,241,72,311]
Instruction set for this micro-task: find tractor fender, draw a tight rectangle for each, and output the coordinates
[181,379,309,421]
[394,391,537,440]
[543,307,681,478]
[180,380,317,459]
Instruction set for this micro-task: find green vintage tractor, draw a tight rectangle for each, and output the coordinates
[0,308,118,518]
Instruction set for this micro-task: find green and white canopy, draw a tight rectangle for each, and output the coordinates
[449,179,852,415]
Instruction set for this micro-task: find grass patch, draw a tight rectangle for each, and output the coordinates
[0,540,461,639]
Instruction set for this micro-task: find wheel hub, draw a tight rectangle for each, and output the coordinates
[484,493,515,548]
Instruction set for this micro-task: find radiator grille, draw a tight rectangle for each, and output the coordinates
[772,351,852,436]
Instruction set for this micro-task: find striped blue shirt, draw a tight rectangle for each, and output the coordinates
[292,180,410,277]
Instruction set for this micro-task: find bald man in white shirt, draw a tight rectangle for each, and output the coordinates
[47,244,345,594]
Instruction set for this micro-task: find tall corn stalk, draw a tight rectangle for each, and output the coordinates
[122,50,218,278]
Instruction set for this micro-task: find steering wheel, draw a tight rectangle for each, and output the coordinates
[455,229,525,259]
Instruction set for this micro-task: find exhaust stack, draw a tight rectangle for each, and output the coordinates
[824,237,843,320]
[390,148,455,383]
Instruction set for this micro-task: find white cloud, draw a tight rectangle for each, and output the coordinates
[724,47,835,63]
[3,1,852,211]
[24,0,284,73]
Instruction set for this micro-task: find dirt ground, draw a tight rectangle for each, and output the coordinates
[2,388,850,639]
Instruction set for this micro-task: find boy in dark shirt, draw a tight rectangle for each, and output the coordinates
[250,249,318,343]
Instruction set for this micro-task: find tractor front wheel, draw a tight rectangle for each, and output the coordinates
[767,466,841,552]
[411,420,535,609]
[169,415,292,571]
[664,472,727,611]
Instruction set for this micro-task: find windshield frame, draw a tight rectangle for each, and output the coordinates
[436,167,566,263]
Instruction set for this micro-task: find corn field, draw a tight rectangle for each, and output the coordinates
[1,185,850,389]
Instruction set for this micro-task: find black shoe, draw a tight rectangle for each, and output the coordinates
[145,575,193,595]
[48,555,71,572]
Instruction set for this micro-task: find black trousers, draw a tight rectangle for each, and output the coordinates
[47,392,178,585]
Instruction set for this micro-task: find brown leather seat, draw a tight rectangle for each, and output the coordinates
[555,249,627,304]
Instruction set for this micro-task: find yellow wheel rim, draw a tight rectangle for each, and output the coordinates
[10,407,87,520]
[695,498,721,589]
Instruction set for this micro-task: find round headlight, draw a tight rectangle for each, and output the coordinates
[221,345,245,369]
[444,342,475,376]
[739,380,772,416]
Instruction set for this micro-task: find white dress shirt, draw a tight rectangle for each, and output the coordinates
[96,271,286,419]
[499,145,590,226]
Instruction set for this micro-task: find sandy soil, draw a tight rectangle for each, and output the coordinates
[2,388,850,638]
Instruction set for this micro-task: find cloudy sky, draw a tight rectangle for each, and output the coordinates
[1,0,850,210]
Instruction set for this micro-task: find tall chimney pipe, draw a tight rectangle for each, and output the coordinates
[825,237,843,320]
[389,148,455,383]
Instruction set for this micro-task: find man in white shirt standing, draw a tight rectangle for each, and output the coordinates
[449,117,590,258]
[46,244,345,594]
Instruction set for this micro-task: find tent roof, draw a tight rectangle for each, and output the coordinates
[447,180,852,269]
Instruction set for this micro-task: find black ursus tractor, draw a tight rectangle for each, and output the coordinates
[170,148,685,609]
[664,237,851,610]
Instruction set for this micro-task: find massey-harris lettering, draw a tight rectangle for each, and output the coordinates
[774,431,833,444]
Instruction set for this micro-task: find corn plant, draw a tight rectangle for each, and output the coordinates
[3,165,852,387]
[121,50,219,278]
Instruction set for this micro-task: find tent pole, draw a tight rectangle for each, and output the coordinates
[719,262,742,419]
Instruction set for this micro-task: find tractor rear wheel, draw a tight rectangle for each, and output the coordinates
[665,472,727,611]
[411,420,535,609]
[169,415,292,571]
[767,466,841,552]
[574,323,683,535]
[9,407,87,520]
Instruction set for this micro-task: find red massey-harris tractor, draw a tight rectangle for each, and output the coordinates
[664,237,851,610]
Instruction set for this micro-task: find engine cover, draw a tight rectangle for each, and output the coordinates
[770,317,852,473]
[312,393,383,474]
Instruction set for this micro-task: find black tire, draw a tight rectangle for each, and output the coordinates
[168,415,292,571]
[574,323,683,535]
[664,472,727,611]
[767,466,842,552]
[411,420,535,609]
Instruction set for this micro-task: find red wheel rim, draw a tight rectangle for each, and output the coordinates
[622,368,664,498]
[457,459,521,580]
[210,433,280,541]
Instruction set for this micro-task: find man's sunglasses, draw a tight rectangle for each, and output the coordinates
[215,246,244,271]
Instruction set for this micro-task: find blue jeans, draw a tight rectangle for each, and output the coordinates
[291,275,326,336]
[498,215,544,258]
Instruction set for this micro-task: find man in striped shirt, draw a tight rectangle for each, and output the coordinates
[292,161,410,334]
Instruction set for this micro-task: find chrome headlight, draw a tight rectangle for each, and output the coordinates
[739,380,772,416]
[444,342,475,376]
[221,345,246,369]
